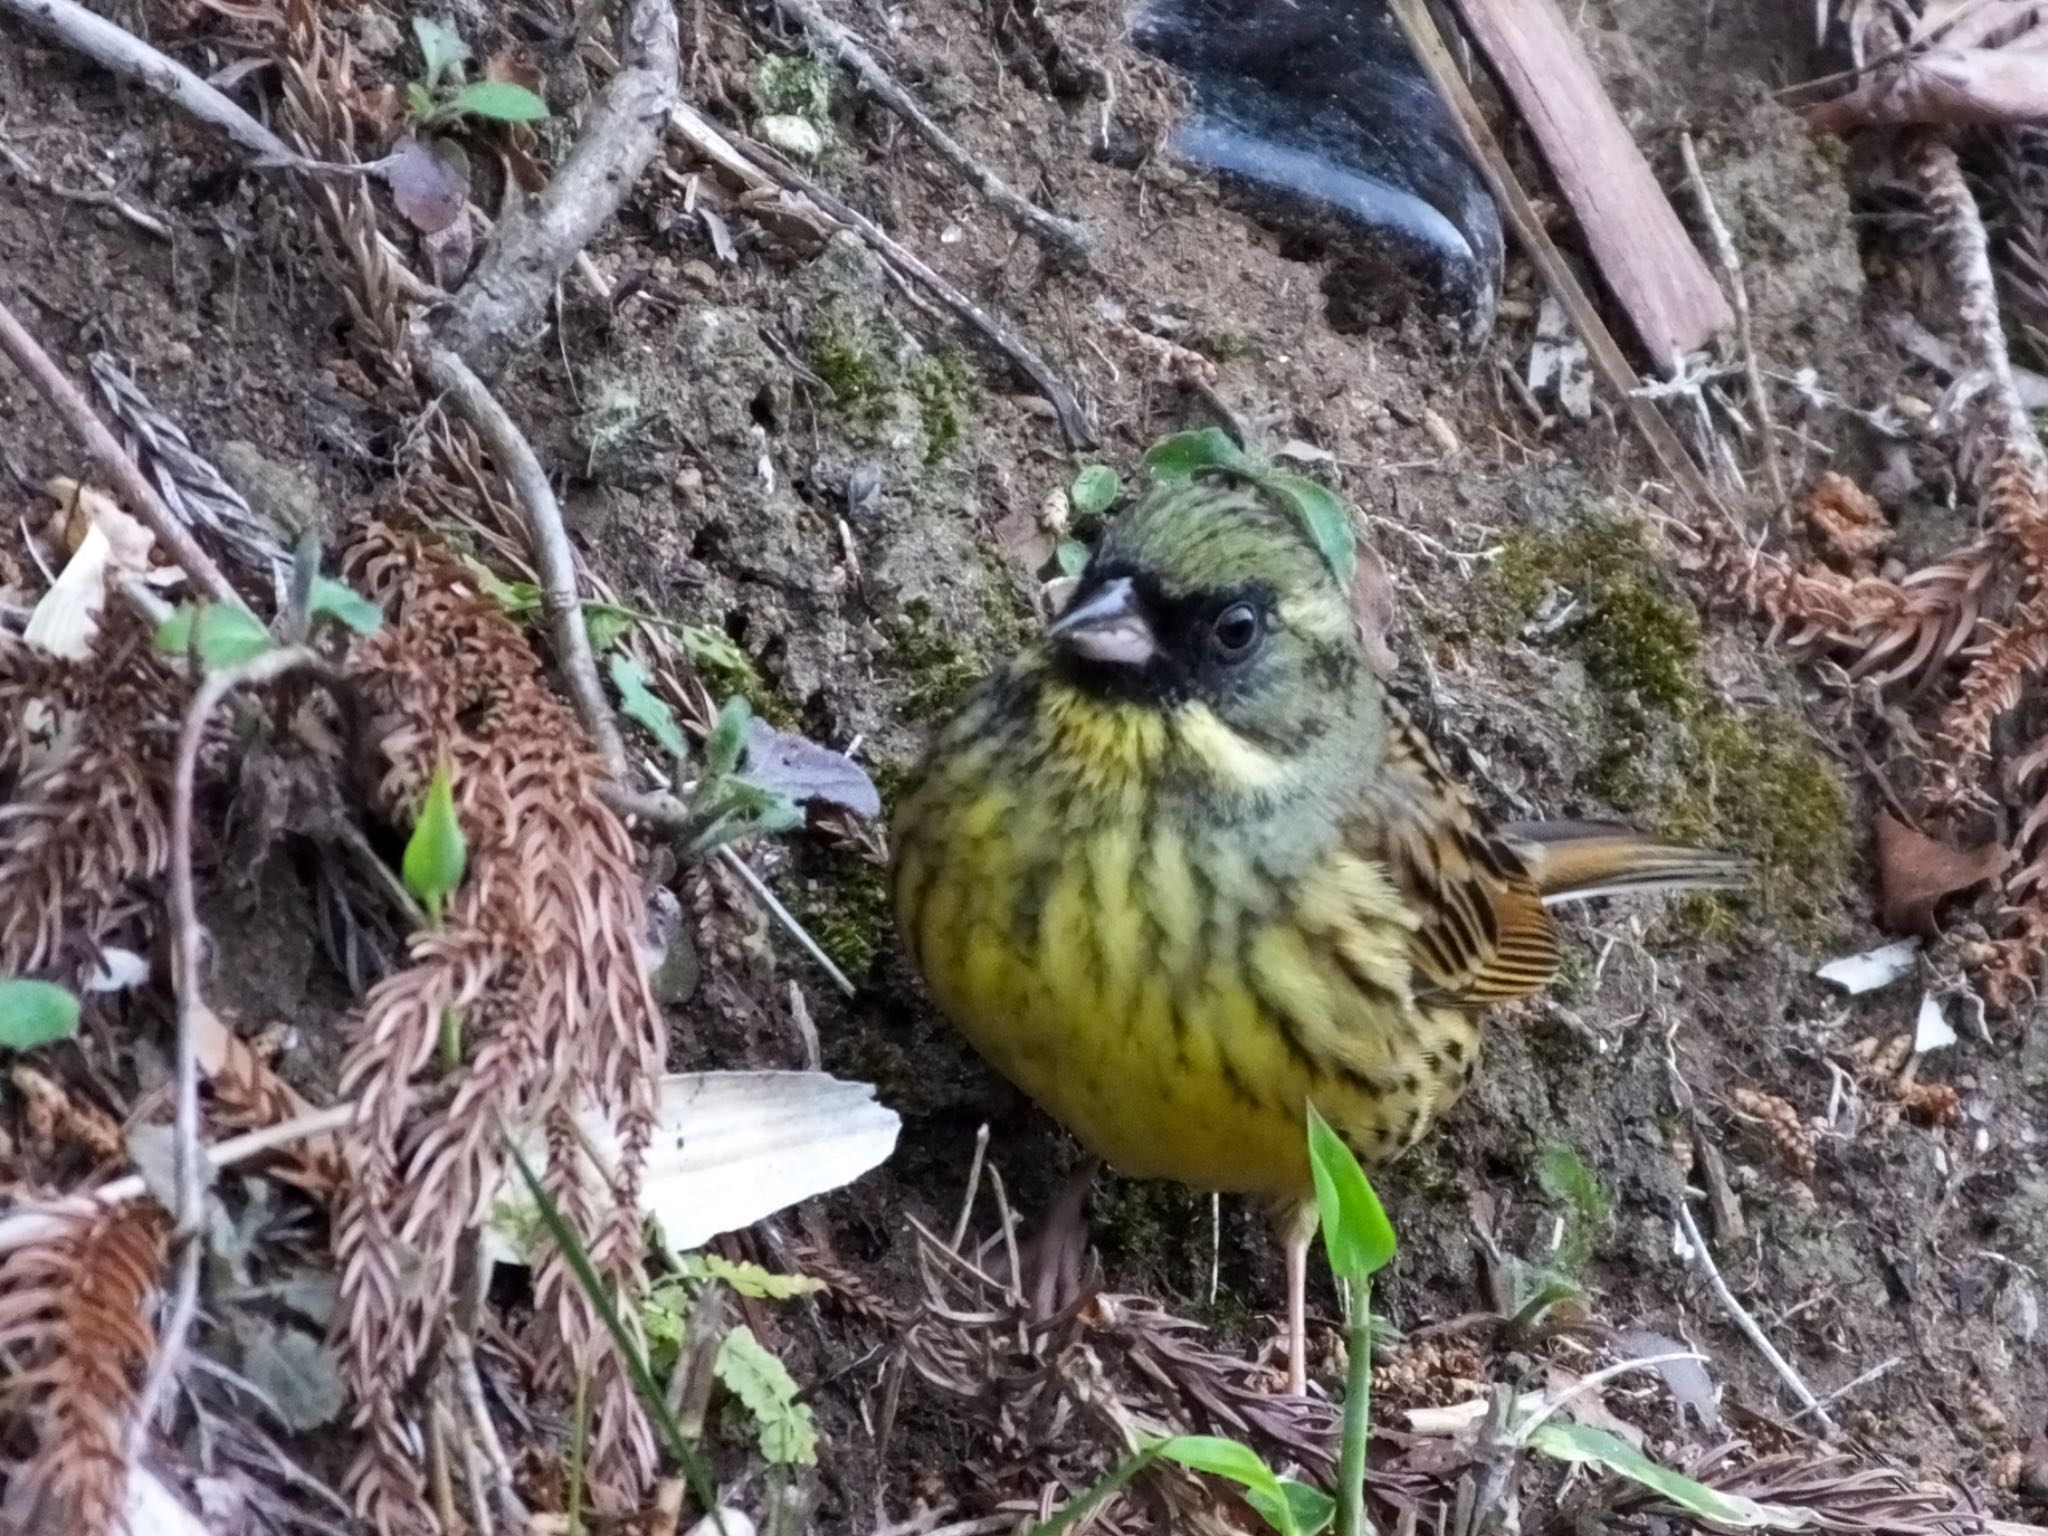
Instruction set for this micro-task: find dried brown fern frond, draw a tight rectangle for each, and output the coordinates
[1928,591,2048,809]
[0,1201,169,1536]
[330,520,661,1528]
[0,620,179,981]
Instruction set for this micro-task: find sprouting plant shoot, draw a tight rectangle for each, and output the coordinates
[407,18,549,128]
[402,759,468,928]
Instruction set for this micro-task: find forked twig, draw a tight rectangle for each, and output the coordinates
[764,0,1094,261]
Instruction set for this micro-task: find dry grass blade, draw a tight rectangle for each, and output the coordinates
[0,1201,170,1536]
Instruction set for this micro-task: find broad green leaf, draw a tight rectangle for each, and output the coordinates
[611,654,689,763]
[402,760,467,923]
[0,979,80,1052]
[1141,427,1244,483]
[1068,464,1120,518]
[1023,1448,1160,1536]
[678,1253,824,1299]
[1055,539,1090,578]
[1268,473,1357,587]
[1527,1422,1803,1529]
[451,80,550,123]
[1154,1437,1293,1536]
[1248,1480,1337,1536]
[585,605,634,654]
[412,17,469,86]
[714,1326,817,1465]
[153,605,195,654]
[307,577,383,636]
[705,696,752,778]
[1307,1104,1396,1286]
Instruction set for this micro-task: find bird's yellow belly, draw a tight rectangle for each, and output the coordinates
[894,785,1480,1205]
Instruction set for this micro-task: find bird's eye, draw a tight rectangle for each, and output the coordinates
[1209,601,1263,662]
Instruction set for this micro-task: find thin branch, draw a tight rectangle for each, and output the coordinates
[0,1098,391,1257]
[130,643,334,1447]
[436,0,681,375]
[1673,1197,1839,1437]
[0,0,311,166]
[0,294,243,605]
[1679,131,1788,514]
[717,845,857,997]
[413,339,629,775]
[765,0,1093,262]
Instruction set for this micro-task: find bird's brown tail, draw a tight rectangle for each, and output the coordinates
[1501,819,1754,907]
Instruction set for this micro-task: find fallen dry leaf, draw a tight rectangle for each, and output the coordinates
[1801,471,1894,569]
[1875,812,2011,936]
[1805,1,2048,129]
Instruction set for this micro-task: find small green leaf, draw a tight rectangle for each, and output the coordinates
[412,17,469,86]
[714,1326,817,1466]
[1055,539,1091,578]
[157,602,274,669]
[1307,1104,1396,1286]
[154,605,195,654]
[0,979,80,1052]
[1269,472,1357,587]
[1527,1422,1797,1528]
[450,80,550,123]
[406,81,437,121]
[705,697,752,778]
[674,623,757,685]
[585,605,634,654]
[1068,464,1120,519]
[1141,427,1245,484]
[677,1253,824,1300]
[307,577,383,636]
[402,760,468,923]
[1248,1480,1337,1536]
[611,655,689,763]
[464,559,541,615]
[1154,1437,1295,1536]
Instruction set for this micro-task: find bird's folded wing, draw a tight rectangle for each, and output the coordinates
[1362,704,1562,1007]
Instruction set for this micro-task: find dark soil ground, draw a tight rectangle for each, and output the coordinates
[3,0,2045,1530]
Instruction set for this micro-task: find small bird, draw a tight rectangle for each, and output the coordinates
[890,471,1747,1393]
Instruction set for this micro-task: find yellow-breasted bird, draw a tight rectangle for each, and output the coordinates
[890,471,1748,1392]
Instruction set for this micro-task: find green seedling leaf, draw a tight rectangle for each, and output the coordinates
[1155,1437,1298,1536]
[1055,539,1091,578]
[307,577,383,636]
[1023,1447,1160,1536]
[504,1140,725,1530]
[642,1282,692,1376]
[450,80,550,123]
[465,560,541,614]
[412,17,469,87]
[402,760,467,924]
[674,622,757,685]
[1068,464,1120,519]
[585,605,634,654]
[677,1253,825,1300]
[611,654,689,763]
[156,602,275,670]
[1269,472,1357,587]
[1527,1422,1804,1529]
[1248,1481,1337,1536]
[714,1326,817,1466]
[1141,427,1245,483]
[0,979,80,1052]
[1307,1104,1396,1286]
[406,81,438,122]
[705,696,752,778]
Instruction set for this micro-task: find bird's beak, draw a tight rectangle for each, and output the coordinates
[1047,575,1157,666]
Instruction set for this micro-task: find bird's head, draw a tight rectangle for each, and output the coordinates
[1035,473,1381,804]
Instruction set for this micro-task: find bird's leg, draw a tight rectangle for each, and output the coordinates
[1022,1158,1099,1318]
[1286,1221,1310,1396]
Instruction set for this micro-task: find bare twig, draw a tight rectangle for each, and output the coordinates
[765,0,1093,262]
[0,141,170,239]
[1382,0,1724,520]
[707,122,1097,447]
[716,845,857,996]
[133,643,334,1448]
[1673,1197,1839,1436]
[1679,131,1788,512]
[436,0,680,375]
[413,339,629,775]
[0,294,242,605]
[0,0,311,166]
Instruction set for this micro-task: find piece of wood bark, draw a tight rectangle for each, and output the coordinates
[1451,0,1733,375]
